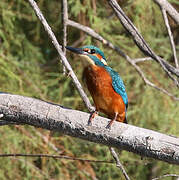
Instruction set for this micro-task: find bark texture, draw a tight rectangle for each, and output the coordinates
[0,93,178,165]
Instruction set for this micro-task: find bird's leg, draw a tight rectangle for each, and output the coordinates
[88,110,98,126]
[106,112,118,129]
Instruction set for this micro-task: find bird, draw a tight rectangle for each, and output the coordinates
[66,45,128,129]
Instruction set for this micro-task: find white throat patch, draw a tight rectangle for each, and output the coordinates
[79,54,95,66]
[79,55,107,67]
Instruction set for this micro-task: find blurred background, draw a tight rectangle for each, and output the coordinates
[0,0,178,179]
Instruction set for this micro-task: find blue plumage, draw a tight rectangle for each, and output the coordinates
[105,66,128,110]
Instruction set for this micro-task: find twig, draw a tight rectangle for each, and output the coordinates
[0,153,113,164]
[132,57,152,63]
[108,0,179,85]
[27,0,94,112]
[161,8,178,68]
[61,0,68,74]
[152,174,179,180]
[109,147,130,180]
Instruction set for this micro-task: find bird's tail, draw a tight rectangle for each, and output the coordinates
[124,116,128,124]
[123,106,128,124]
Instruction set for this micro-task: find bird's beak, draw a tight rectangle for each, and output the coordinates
[65,46,85,55]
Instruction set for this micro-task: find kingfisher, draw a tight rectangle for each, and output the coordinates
[66,45,128,128]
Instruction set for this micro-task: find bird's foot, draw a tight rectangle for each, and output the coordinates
[106,112,118,129]
[106,121,113,129]
[88,121,92,126]
[88,111,98,126]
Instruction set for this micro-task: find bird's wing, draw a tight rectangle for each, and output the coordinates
[105,66,128,109]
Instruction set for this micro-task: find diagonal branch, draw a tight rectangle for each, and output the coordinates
[108,0,179,85]
[0,93,179,165]
[27,0,94,112]
[109,147,130,180]
[61,0,68,55]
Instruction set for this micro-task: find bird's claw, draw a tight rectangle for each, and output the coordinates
[88,120,92,126]
[88,111,98,126]
[106,123,111,130]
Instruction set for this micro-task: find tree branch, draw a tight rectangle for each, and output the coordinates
[61,0,68,74]
[108,0,179,85]
[0,93,179,165]
[132,57,152,64]
[27,0,94,112]
[109,147,130,180]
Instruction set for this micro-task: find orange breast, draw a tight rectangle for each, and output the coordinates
[83,65,126,122]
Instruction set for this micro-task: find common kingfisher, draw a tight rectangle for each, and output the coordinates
[66,45,128,128]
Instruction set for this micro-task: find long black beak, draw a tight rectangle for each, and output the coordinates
[65,46,84,55]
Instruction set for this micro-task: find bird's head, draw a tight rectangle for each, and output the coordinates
[66,45,107,67]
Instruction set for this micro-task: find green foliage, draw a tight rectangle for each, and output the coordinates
[0,0,178,179]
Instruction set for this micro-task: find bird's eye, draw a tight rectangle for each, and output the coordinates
[90,49,96,54]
